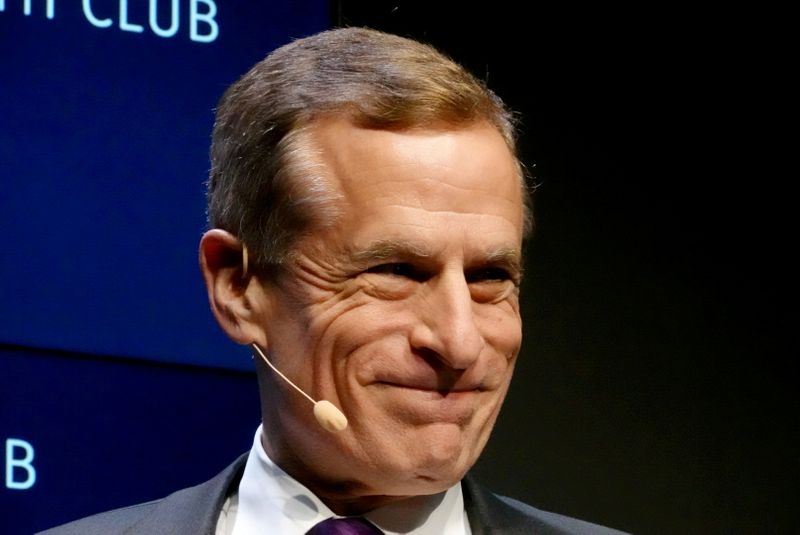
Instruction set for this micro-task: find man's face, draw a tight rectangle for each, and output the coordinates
[252,117,524,508]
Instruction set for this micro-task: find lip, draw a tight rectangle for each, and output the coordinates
[370,369,489,392]
[375,381,483,394]
[370,382,483,424]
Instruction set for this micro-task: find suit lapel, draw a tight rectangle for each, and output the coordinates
[462,473,544,535]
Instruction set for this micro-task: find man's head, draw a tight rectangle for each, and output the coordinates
[200,27,529,513]
[206,27,530,275]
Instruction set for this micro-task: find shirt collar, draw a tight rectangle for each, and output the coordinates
[230,425,471,535]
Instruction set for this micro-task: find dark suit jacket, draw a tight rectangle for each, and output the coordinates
[39,454,627,534]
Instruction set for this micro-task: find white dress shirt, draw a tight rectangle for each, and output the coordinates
[216,425,471,535]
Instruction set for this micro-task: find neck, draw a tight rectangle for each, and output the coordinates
[260,431,406,514]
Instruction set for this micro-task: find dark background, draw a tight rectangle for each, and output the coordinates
[2,2,795,534]
[338,3,796,534]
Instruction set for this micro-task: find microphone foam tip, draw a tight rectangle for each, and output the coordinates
[314,400,348,432]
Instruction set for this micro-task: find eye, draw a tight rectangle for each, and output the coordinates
[366,263,428,281]
[367,263,414,276]
[360,263,421,300]
[466,266,519,303]
[466,267,516,284]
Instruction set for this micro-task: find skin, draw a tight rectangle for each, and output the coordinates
[200,117,524,515]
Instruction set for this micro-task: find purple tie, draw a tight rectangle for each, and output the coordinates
[306,517,383,535]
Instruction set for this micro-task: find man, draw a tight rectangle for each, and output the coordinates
[42,28,625,534]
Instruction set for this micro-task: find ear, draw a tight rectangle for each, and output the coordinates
[199,229,269,346]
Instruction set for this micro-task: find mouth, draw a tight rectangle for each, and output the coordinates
[370,382,484,424]
[375,381,483,395]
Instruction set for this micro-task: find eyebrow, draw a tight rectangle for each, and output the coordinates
[348,240,433,267]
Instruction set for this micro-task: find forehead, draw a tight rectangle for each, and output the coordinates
[291,117,525,274]
[308,117,523,230]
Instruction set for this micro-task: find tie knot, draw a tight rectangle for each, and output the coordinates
[306,516,383,535]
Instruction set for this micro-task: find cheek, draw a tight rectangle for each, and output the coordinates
[478,303,523,356]
[323,302,408,377]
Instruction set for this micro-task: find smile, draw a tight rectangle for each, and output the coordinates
[371,382,484,424]
[375,381,483,395]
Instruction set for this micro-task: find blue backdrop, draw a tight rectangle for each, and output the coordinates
[1,0,328,369]
[1,2,328,532]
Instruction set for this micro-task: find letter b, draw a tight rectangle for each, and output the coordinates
[6,438,36,490]
[190,0,218,43]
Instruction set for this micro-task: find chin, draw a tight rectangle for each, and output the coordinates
[377,424,479,494]
[375,470,461,499]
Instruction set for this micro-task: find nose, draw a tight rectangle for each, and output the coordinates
[410,269,485,370]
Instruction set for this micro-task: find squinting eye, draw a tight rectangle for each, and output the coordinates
[366,263,416,278]
[466,267,518,285]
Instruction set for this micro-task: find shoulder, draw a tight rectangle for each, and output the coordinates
[462,475,629,535]
[37,454,248,535]
[37,500,160,535]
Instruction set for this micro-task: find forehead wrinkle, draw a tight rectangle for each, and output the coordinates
[351,175,520,203]
[381,206,520,221]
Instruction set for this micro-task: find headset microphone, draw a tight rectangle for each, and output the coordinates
[250,343,348,432]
